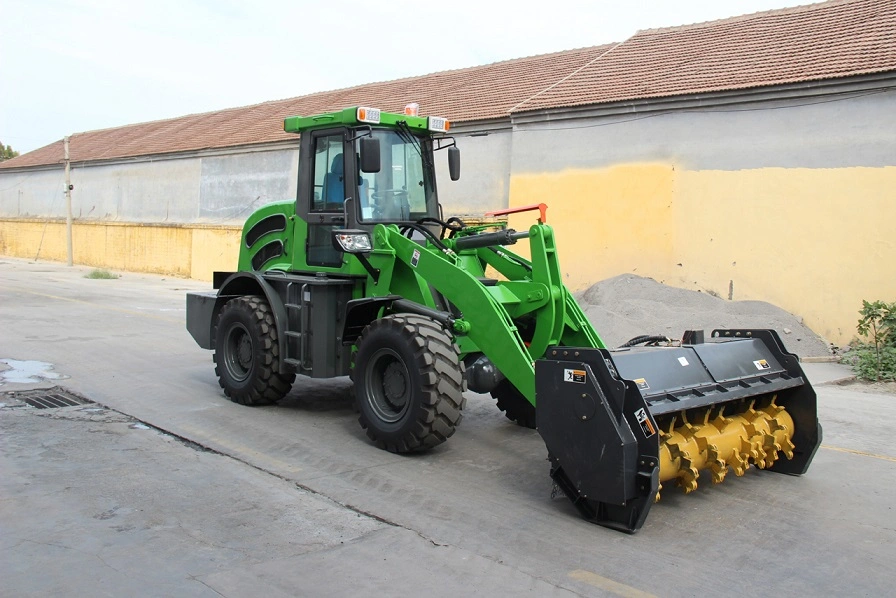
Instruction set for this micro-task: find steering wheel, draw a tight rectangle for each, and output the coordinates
[415,216,466,239]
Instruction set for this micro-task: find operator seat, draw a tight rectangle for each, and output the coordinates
[322,153,344,210]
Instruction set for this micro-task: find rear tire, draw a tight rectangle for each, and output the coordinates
[491,379,537,429]
[353,314,465,453]
[213,295,295,406]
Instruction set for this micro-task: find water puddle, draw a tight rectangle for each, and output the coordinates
[0,359,69,385]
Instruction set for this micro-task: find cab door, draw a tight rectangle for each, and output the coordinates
[300,129,350,269]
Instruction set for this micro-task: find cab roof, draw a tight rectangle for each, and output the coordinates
[283,106,448,135]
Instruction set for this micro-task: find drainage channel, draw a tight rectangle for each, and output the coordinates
[0,386,213,455]
[1,387,95,410]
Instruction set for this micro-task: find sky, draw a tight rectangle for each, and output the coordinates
[2,0,821,154]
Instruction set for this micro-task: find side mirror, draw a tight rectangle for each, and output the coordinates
[360,137,381,173]
[448,146,460,181]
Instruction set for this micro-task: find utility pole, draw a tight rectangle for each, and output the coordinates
[64,136,73,266]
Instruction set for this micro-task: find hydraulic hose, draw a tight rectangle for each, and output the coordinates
[619,335,671,348]
[454,229,529,251]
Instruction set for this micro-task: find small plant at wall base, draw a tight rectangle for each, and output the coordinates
[849,300,896,382]
[84,269,120,280]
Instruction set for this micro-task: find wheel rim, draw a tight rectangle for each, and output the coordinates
[224,322,253,382]
[364,348,411,423]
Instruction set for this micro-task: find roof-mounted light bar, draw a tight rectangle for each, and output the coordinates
[428,116,450,133]
[286,105,453,134]
[359,105,447,131]
[357,107,381,124]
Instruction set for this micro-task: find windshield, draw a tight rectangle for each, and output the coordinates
[357,128,436,223]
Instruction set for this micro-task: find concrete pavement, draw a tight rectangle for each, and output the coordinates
[1,256,893,597]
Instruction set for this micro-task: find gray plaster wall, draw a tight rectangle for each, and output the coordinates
[0,146,299,225]
[198,148,299,222]
[510,83,896,173]
[74,158,201,222]
[0,168,69,218]
[435,127,513,216]
[7,79,887,229]
[0,133,504,225]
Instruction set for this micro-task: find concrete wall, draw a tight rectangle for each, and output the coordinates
[0,219,241,279]
[0,145,298,224]
[0,130,510,279]
[198,149,298,222]
[436,124,513,217]
[0,145,297,279]
[507,81,896,344]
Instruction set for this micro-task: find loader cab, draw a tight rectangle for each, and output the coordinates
[290,106,458,274]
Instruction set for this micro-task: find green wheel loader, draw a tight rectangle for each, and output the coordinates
[187,105,821,533]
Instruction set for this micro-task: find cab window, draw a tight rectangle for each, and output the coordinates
[313,135,345,212]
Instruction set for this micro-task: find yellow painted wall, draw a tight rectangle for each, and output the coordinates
[0,219,241,281]
[509,164,676,284]
[509,164,896,345]
[2,163,892,345]
[189,227,241,279]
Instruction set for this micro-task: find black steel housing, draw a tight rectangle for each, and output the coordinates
[535,329,822,533]
[536,347,660,533]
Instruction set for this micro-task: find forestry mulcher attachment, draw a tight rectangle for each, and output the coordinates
[187,105,821,533]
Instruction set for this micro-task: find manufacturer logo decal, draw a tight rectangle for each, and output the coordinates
[635,407,656,437]
[564,369,586,383]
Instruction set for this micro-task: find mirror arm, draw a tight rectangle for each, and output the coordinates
[434,137,457,151]
[348,126,373,142]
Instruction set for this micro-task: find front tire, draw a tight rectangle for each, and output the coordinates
[353,315,465,453]
[491,379,537,429]
[213,295,295,405]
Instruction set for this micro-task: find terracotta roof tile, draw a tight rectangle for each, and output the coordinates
[1,46,611,169]
[513,0,896,112]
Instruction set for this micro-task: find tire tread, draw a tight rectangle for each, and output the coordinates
[213,295,295,406]
[354,314,465,453]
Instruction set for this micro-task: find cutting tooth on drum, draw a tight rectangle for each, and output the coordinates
[656,398,798,497]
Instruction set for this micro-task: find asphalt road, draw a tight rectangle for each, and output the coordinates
[1,257,893,597]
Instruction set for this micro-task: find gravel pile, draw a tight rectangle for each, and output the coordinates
[575,274,831,358]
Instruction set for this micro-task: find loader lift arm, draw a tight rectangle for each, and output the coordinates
[356,218,605,405]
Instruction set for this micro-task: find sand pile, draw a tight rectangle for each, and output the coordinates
[575,274,831,358]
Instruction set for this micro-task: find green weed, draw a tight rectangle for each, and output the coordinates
[848,300,896,382]
[84,269,120,280]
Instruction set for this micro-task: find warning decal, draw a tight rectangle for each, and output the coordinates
[410,249,421,268]
[753,359,771,370]
[634,378,650,391]
[564,369,586,384]
[635,407,656,437]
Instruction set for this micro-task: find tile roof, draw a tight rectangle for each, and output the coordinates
[513,0,896,112]
[4,0,894,170]
[1,45,611,169]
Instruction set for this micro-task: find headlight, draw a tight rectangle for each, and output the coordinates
[332,230,373,253]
